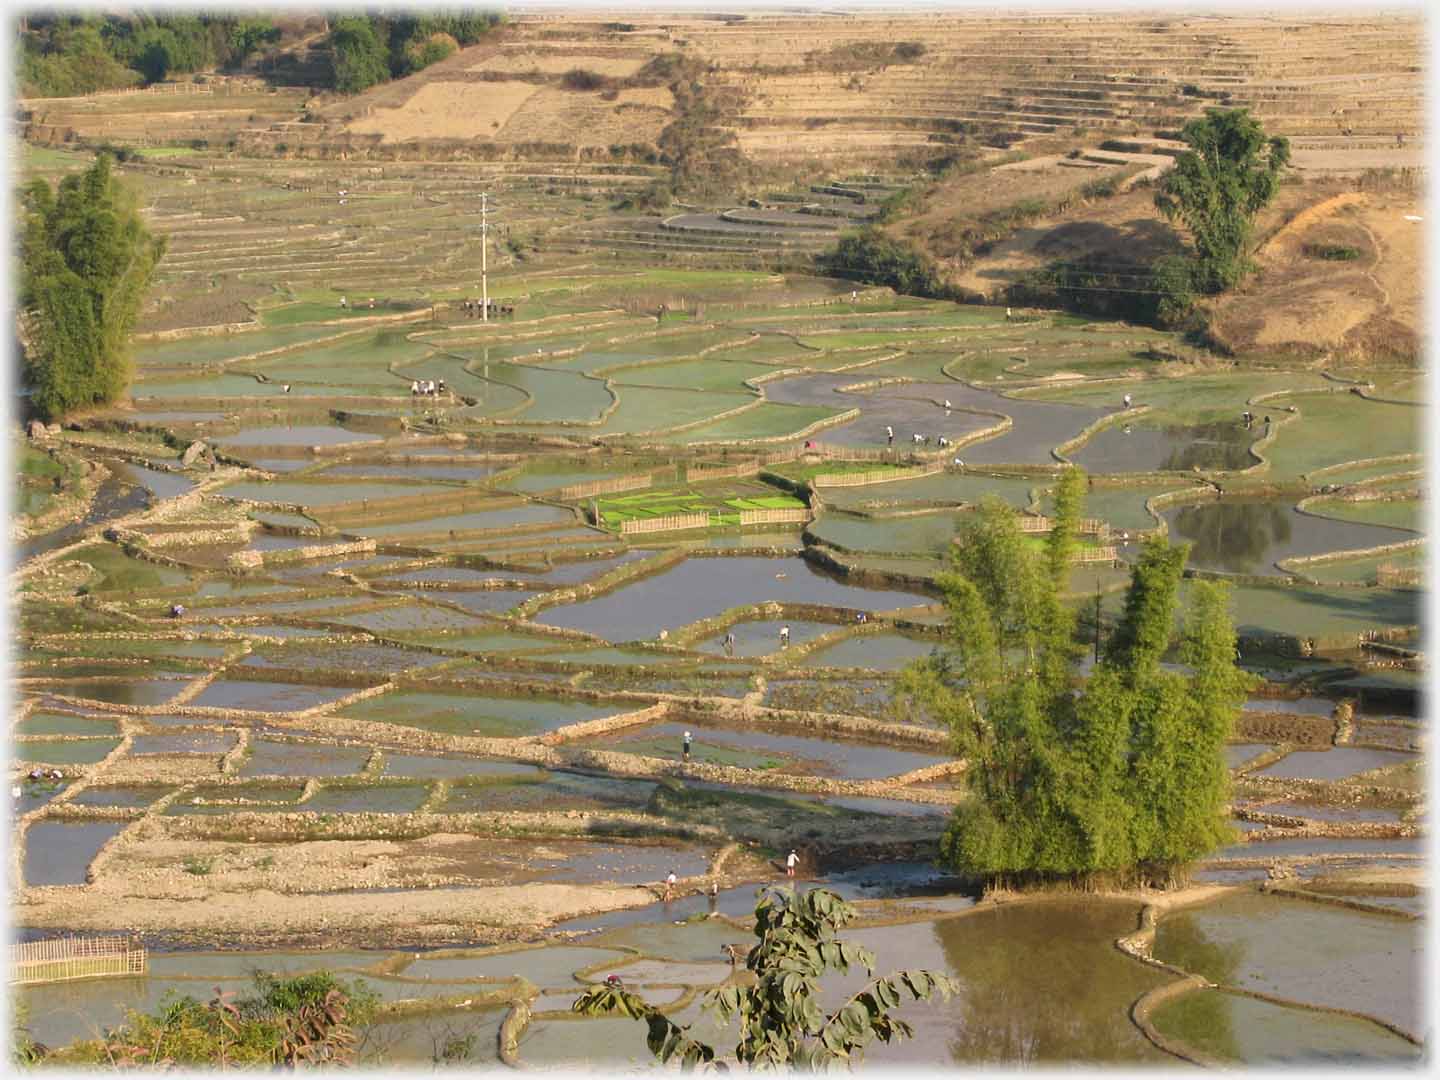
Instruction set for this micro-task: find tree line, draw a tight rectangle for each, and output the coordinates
[16,10,505,99]
[327,11,504,95]
[18,13,282,97]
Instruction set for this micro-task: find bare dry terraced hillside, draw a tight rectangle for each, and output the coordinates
[239,11,1424,172]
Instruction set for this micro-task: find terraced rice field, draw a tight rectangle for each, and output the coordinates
[13,96,1423,1069]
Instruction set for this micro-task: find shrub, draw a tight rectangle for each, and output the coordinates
[561,68,607,92]
[1302,243,1362,261]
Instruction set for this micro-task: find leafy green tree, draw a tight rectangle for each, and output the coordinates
[133,27,180,82]
[19,153,166,421]
[329,16,390,94]
[574,886,957,1069]
[1154,108,1290,293]
[898,472,1253,886]
[228,19,281,63]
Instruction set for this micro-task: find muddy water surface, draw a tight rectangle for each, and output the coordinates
[23,820,129,886]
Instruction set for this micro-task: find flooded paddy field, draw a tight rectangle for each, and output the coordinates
[11,144,1427,1069]
[533,556,931,641]
[1153,890,1425,1038]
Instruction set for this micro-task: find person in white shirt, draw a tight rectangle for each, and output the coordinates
[786,850,799,878]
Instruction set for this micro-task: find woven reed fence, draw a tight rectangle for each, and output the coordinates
[1017,515,1111,538]
[738,508,810,526]
[812,463,943,489]
[12,936,146,985]
[619,512,711,535]
[1376,562,1422,587]
[558,473,653,500]
[685,461,760,483]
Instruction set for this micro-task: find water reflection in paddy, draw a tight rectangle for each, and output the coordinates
[1160,498,1416,576]
[523,899,1171,1068]
[1070,420,1254,473]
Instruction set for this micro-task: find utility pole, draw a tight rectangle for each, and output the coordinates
[480,191,489,322]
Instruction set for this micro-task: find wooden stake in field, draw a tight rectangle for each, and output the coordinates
[481,191,489,323]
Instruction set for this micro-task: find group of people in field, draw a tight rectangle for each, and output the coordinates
[411,379,447,397]
[460,299,514,318]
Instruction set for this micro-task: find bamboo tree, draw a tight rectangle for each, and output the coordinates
[20,153,165,421]
[902,474,1250,886]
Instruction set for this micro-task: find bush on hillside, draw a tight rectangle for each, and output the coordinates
[818,229,955,299]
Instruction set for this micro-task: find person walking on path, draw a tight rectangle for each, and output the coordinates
[682,730,693,762]
[786,850,799,878]
[664,871,677,901]
[886,425,894,447]
[1122,393,1132,409]
[779,624,790,649]
[1263,415,1272,435]
[723,630,736,657]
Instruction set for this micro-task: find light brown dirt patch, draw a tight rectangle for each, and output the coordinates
[473,51,649,77]
[345,80,541,142]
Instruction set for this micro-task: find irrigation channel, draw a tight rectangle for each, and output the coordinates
[11,182,1425,1065]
